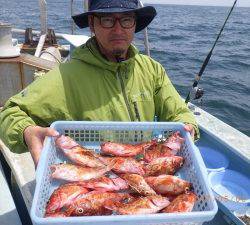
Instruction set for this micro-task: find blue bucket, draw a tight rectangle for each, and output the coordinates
[198,146,229,172]
[208,169,250,211]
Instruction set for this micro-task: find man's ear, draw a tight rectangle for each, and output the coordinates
[88,15,95,33]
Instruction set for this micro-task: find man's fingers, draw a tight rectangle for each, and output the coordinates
[41,127,59,137]
[184,124,195,140]
[24,126,59,167]
[28,135,44,167]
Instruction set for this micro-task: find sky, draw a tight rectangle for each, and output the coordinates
[142,0,250,7]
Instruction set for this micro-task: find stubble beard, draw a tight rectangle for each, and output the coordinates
[112,48,126,59]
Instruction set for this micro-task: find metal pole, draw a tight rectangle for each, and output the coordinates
[34,34,47,57]
[71,0,75,34]
[84,0,89,12]
[138,0,150,57]
[39,0,47,35]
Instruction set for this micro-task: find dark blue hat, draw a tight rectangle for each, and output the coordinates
[72,0,157,33]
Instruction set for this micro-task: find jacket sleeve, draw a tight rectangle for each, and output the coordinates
[153,63,200,139]
[0,66,70,153]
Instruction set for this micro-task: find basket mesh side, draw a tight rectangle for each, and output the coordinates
[37,140,58,217]
[180,141,210,212]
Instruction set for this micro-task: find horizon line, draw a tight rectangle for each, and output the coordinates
[144,3,250,8]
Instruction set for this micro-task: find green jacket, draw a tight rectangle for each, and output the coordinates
[0,37,199,153]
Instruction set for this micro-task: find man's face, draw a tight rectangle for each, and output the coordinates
[89,12,136,58]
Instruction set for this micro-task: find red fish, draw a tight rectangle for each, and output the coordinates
[64,191,131,216]
[78,176,128,191]
[100,140,156,157]
[144,144,174,162]
[45,182,89,214]
[104,195,170,215]
[50,163,113,182]
[162,132,184,154]
[121,173,156,196]
[55,135,105,168]
[99,156,145,175]
[145,156,184,176]
[161,192,197,213]
[145,175,191,195]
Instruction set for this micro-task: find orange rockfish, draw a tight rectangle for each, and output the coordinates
[100,140,156,157]
[64,191,132,216]
[55,135,105,168]
[104,195,170,215]
[145,156,184,176]
[162,132,184,154]
[50,163,113,182]
[99,156,145,175]
[161,192,197,213]
[45,182,89,214]
[144,144,174,163]
[78,176,128,191]
[121,174,156,196]
[145,175,191,195]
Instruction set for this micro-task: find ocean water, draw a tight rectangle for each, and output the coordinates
[1,0,250,136]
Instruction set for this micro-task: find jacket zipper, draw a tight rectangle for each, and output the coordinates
[116,69,134,121]
[133,101,141,122]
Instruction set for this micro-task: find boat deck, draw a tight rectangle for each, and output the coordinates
[0,160,22,225]
[0,105,249,224]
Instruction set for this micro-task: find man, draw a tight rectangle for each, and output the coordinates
[0,0,199,166]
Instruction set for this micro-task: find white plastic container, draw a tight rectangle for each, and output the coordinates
[209,169,250,211]
[198,146,229,172]
[31,121,218,225]
[0,24,20,58]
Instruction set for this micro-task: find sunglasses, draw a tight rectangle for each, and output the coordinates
[93,14,136,29]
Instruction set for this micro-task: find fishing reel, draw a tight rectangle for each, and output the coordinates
[190,86,204,103]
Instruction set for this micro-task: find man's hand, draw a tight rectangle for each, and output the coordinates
[184,124,195,140]
[24,125,59,167]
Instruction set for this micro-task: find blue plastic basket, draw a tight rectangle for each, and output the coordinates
[30,121,218,225]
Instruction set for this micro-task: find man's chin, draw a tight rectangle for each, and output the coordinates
[111,48,126,57]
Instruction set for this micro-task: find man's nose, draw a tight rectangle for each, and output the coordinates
[112,19,123,33]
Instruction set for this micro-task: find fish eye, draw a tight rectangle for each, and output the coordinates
[77,208,84,214]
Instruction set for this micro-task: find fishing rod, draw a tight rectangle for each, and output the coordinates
[185,0,238,104]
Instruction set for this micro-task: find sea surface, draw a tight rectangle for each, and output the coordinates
[1,0,250,136]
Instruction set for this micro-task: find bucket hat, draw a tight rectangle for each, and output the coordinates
[72,0,157,33]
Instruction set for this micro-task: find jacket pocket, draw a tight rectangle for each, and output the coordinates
[130,92,155,121]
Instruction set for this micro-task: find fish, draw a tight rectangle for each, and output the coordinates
[64,191,132,216]
[45,182,89,214]
[77,176,128,191]
[100,140,156,157]
[144,144,174,163]
[162,131,184,154]
[145,175,191,195]
[104,195,170,215]
[50,163,113,182]
[161,192,197,213]
[55,135,105,168]
[145,156,184,176]
[99,156,145,175]
[120,173,156,196]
